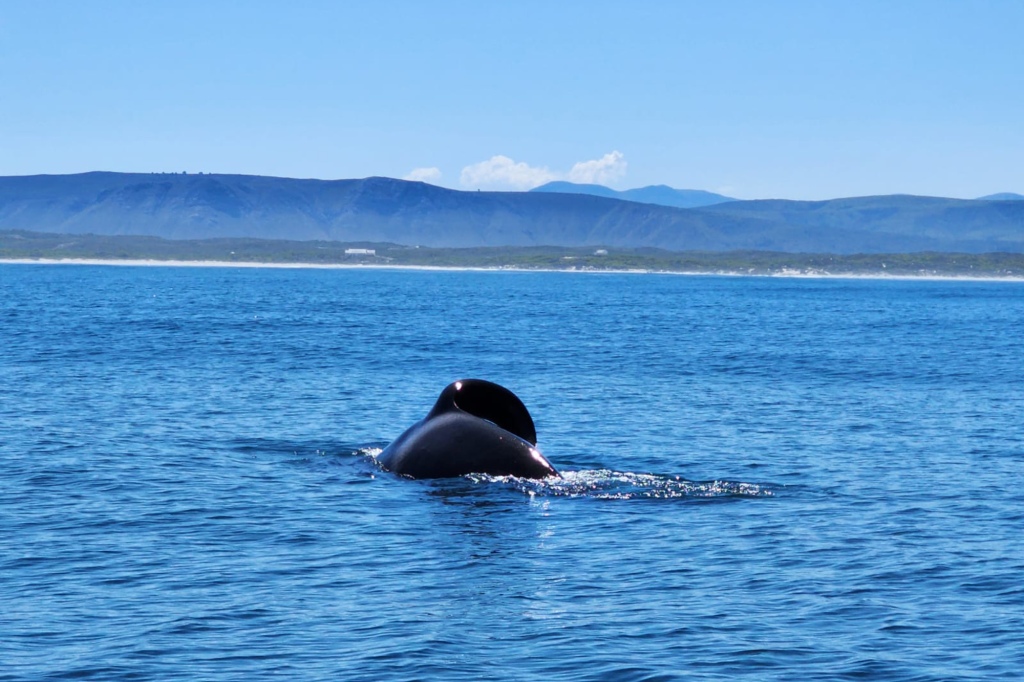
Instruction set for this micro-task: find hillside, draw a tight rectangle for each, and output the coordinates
[701,195,1024,253]
[1,172,1022,253]
[0,172,755,249]
[976,193,1024,201]
[530,181,735,208]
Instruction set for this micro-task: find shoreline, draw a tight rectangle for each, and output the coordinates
[3,257,1023,283]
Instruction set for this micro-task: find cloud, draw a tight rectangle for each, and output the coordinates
[459,151,627,190]
[567,150,627,185]
[403,167,442,184]
[459,155,557,190]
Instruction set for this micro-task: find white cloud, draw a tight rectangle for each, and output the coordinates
[459,151,628,191]
[567,150,627,185]
[459,155,557,190]
[403,167,442,184]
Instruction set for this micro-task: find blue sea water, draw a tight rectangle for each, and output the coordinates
[1,264,1022,681]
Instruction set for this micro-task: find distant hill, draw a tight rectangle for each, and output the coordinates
[976,193,1024,201]
[700,194,1024,253]
[530,181,734,208]
[1,172,1022,253]
[0,172,747,248]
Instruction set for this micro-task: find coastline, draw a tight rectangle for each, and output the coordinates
[3,257,1023,282]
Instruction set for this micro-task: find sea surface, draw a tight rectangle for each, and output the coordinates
[2,264,1022,681]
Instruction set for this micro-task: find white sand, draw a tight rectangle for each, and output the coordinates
[1,258,1022,282]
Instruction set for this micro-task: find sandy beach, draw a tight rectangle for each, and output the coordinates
[3,257,1023,282]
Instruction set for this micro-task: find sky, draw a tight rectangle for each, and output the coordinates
[1,0,1022,200]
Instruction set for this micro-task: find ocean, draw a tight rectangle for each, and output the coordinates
[2,264,1022,681]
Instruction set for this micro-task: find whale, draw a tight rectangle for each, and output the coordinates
[378,379,559,479]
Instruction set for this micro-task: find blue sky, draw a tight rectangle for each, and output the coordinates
[2,0,1021,199]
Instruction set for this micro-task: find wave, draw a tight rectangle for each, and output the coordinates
[354,447,772,500]
[471,469,774,500]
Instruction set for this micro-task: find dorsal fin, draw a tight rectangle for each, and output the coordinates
[428,379,538,445]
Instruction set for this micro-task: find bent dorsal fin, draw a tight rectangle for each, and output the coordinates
[429,379,538,445]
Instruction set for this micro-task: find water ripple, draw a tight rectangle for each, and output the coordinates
[3,266,1023,681]
[473,469,775,500]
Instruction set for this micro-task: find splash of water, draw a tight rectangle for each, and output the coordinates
[362,448,772,499]
[470,468,773,500]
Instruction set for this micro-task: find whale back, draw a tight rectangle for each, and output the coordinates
[429,379,537,445]
[379,379,557,479]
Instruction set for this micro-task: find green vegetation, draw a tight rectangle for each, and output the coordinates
[2,230,1023,278]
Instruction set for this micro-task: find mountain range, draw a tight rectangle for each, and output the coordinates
[529,181,735,208]
[1,172,1022,254]
[976,193,1024,201]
